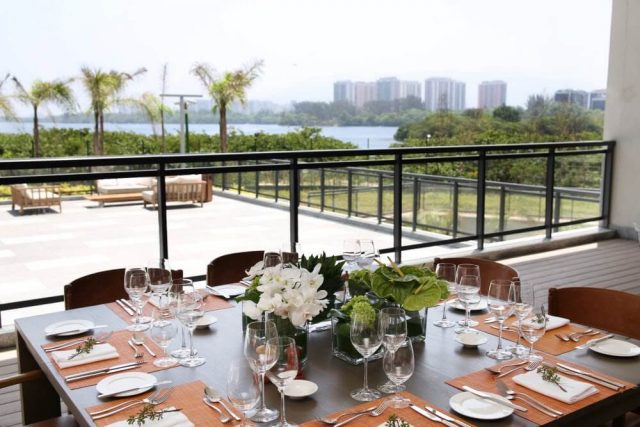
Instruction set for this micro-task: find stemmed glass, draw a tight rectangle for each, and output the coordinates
[244,321,279,423]
[168,278,194,359]
[382,339,414,408]
[433,263,457,328]
[486,280,515,360]
[146,259,172,310]
[266,337,299,427]
[350,309,383,401]
[175,289,206,367]
[124,267,151,331]
[356,239,378,269]
[520,290,547,363]
[507,282,532,355]
[263,251,282,268]
[149,309,178,367]
[227,359,260,427]
[454,274,481,334]
[378,307,407,394]
[342,239,361,272]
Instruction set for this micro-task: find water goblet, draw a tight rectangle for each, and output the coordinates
[175,290,206,367]
[266,337,299,427]
[382,339,414,408]
[350,309,383,401]
[454,274,481,334]
[146,259,172,309]
[168,278,194,358]
[227,359,260,427]
[124,267,151,332]
[356,239,378,269]
[244,321,279,423]
[433,263,457,328]
[263,251,282,268]
[486,280,515,360]
[149,309,178,368]
[506,282,532,355]
[520,297,547,363]
[342,239,361,272]
[378,307,407,394]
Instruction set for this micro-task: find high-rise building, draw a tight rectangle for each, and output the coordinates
[478,80,507,109]
[333,81,355,104]
[554,89,589,108]
[589,89,606,110]
[424,78,466,111]
[376,77,401,102]
[399,81,422,100]
[354,81,377,108]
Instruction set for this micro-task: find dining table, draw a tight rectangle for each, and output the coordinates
[14,291,640,427]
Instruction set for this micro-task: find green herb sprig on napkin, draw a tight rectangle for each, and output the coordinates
[68,337,97,360]
[386,413,411,427]
[537,364,568,392]
[127,404,181,426]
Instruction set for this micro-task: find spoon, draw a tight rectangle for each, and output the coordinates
[204,386,241,421]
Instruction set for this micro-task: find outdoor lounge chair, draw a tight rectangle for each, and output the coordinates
[142,175,208,209]
[10,184,62,215]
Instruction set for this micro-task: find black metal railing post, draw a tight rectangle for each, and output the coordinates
[275,170,279,202]
[393,154,403,263]
[255,170,260,198]
[289,158,299,252]
[237,169,242,195]
[498,185,506,241]
[553,190,562,232]
[476,150,486,250]
[157,162,169,261]
[412,177,419,231]
[545,147,556,239]
[320,168,325,212]
[452,181,459,238]
[601,141,615,227]
[347,170,353,217]
[377,173,383,224]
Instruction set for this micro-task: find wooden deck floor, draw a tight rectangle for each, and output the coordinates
[1,238,638,426]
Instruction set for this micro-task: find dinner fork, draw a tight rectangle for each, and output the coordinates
[90,387,173,419]
[127,339,143,358]
[569,330,599,342]
[497,359,541,378]
[333,400,389,427]
[318,406,377,424]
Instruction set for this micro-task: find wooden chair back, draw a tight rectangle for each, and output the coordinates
[433,256,519,295]
[64,268,183,310]
[207,251,264,286]
[548,287,640,340]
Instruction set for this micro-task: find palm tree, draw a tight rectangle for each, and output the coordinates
[12,76,76,157]
[0,74,17,120]
[79,67,146,155]
[191,60,263,152]
[123,92,170,150]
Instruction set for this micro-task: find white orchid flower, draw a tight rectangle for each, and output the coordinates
[245,261,264,279]
[242,300,262,320]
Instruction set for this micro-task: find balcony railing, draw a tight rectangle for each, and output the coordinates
[0,140,615,324]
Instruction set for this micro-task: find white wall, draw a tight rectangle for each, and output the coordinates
[604,0,640,239]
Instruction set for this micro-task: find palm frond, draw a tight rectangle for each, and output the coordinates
[191,63,216,88]
[0,73,17,120]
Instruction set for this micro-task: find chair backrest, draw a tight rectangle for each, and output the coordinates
[64,268,183,310]
[433,256,519,295]
[548,287,640,340]
[207,251,264,286]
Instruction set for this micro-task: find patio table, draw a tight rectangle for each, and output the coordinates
[14,301,640,426]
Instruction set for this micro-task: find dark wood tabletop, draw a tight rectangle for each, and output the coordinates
[14,301,640,427]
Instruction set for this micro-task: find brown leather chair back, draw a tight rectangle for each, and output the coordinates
[207,251,264,286]
[433,257,519,295]
[548,287,640,340]
[64,268,183,310]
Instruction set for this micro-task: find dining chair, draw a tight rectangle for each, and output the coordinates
[433,256,520,295]
[548,287,640,340]
[64,268,183,310]
[206,250,264,286]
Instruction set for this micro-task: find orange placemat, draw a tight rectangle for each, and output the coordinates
[300,391,475,426]
[107,290,233,323]
[88,380,229,426]
[42,330,176,389]
[472,313,604,356]
[446,353,635,425]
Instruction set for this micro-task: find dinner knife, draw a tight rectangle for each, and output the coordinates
[424,406,474,427]
[409,404,457,427]
[115,299,135,316]
[64,361,145,382]
[576,334,614,350]
[462,386,527,411]
[556,363,624,389]
[97,380,172,398]
[120,299,137,311]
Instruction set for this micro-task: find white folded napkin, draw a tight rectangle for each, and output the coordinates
[105,407,194,427]
[512,370,598,404]
[520,315,569,331]
[51,343,119,369]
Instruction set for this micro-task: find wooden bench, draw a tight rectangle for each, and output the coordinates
[84,193,143,207]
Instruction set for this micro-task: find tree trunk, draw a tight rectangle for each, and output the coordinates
[99,112,105,155]
[32,105,40,158]
[92,111,100,155]
[219,106,228,153]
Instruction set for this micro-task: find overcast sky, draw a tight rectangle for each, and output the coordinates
[1,0,612,115]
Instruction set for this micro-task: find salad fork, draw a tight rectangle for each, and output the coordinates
[333,400,389,427]
[318,405,377,424]
[127,339,143,358]
[497,359,541,378]
[90,387,173,419]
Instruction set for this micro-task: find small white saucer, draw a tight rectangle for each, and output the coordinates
[284,380,318,399]
[455,331,488,348]
[195,314,218,329]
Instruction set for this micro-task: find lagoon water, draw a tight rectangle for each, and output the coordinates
[0,122,398,149]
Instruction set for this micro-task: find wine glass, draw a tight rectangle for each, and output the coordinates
[124,267,150,332]
[356,239,378,269]
[168,278,194,359]
[486,280,515,360]
[149,309,178,368]
[244,321,279,423]
[263,251,282,268]
[227,359,260,427]
[520,290,547,363]
[146,259,172,309]
[378,307,407,394]
[433,263,457,328]
[454,274,481,334]
[350,309,383,401]
[175,290,206,367]
[507,281,532,355]
[342,239,361,272]
[382,339,414,408]
[266,337,299,427]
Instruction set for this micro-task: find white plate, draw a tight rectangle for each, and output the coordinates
[589,338,640,357]
[195,314,218,329]
[44,319,95,336]
[206,284,247,299]
[96,372,157,397]
[455,331,488,348]
[284,380,318,399]
[451,299,488,312]
[449,391,514,420]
